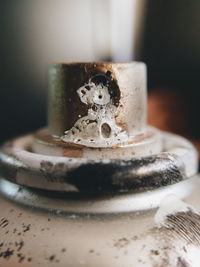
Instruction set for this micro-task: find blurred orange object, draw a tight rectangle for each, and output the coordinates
[148,89,188,134]
[148,89,200,160]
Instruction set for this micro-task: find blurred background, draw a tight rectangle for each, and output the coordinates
[1,0,200,154]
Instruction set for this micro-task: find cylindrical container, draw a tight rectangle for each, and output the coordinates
[33,62,162,160]
[0,176,200,266]
[48,62,147,139]
[0,61,199,266]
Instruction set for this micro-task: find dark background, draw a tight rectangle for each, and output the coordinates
[1,0,200,143]
[141,0,200,139]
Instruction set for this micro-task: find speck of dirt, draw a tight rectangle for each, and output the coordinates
[48,218,51,222]
[0,248,14,259]
[28,257,32,262]
[89,249,94,253]
[183,246,187,253]
[15,240,24,251]
[114,237,130,248]
[163,246,170,250]
[22,224,31,233]
[151,250,159,256]
[61,248,66,253]
[17,253,25,263]
[49,255,55,261]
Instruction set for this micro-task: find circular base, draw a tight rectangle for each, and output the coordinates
[32,127,162,160]
[0,176,197,214]
[0,131,198,192]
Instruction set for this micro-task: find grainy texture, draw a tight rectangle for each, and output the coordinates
[165,210,200,246]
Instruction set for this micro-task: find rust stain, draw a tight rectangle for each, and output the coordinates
[62,148,83,158]
[34,128,153,151]
[112,132,154,148]
[115,118,128,133]
[34,128,86,148]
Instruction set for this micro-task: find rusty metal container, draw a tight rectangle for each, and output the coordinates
[0,62,199,267]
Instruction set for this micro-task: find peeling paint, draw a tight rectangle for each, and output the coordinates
[62,78,128,148]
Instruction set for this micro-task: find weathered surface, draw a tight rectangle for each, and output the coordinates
[48,62,147,140]
[0,177,200,266]
[0,147,186,192]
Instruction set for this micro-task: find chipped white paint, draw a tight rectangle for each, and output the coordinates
[62,81,129,147]
[77,82,111,106]
[155,195,199,228]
